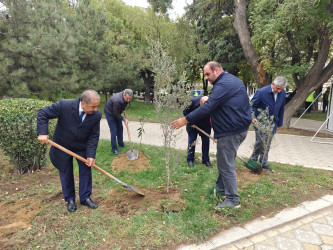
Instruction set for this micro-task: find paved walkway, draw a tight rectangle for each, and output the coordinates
[100,118,333,171]
[99,118,333,250]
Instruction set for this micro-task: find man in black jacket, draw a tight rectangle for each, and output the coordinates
[183,96,212,168]
[323,87,330,113]
[37,90,102,213]
[171,61,251,209]
[104,89,133,155]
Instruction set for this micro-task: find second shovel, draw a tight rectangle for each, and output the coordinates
[125,122,138,160]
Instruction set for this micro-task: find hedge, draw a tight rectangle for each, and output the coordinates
[0,98,56,174]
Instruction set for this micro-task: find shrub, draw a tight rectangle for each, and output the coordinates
[0,98,56,174]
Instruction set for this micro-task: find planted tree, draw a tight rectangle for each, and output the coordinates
[148,40,190,193]
[252,107,275,168]
[137,113,150,149]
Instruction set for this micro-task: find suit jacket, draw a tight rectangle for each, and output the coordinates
[251,84,286,134]
[37,98,102,172]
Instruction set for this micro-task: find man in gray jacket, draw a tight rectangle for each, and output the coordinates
[104,89,133,155]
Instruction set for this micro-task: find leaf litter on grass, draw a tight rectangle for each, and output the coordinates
[0,149,332,249]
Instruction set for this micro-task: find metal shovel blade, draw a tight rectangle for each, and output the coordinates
[126,184,145,196]
[126,149,138,160]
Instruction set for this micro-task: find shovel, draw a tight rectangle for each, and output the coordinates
[191,125,261,172]
[124,113,138,160]
[47,139,145,196]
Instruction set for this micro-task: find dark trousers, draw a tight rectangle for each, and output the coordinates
[59,153,92,202]
[305,102,312,113]
[186,125,211,164]
[215,131,247,202]
[323,101,328,113]
[104,109,124,152]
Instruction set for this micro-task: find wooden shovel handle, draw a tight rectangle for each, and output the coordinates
[47,139,123,183]
[192,125,251,166]
[192,125,215,141]
[124,112,133,152]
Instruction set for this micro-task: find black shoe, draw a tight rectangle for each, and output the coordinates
[188,161,194,167]
[262,165,275,173]
[67,200,76,213]
[113,150,120,155]
[204,162,212,168]
[80,198,98,209]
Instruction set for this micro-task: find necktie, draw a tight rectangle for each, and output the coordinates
[79,111,85,124]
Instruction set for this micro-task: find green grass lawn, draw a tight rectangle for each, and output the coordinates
[98,97,183,122]
[298,110,328,121]
[99,97,327,124]
[1,141,332,249]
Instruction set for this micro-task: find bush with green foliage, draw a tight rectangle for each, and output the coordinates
[0,98,56,174]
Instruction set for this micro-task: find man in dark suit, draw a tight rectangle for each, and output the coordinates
[183,96,212,168]
[37,90,102,213]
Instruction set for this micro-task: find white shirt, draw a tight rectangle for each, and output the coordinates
[79,102,86,122]
[271,86,278,102]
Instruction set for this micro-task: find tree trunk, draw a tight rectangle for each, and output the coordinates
[140,69,154,104]
[144,77,151,105]
[201,66,208,95]
[284,58,333,128]
[233,0,333,128]
[283,29,333,128]
[233,0,270,88]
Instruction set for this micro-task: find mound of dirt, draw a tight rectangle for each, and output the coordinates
[100,186,184,217]
[111,151,153,173]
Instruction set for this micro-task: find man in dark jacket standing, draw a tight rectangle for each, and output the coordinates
[37,90,102,213]
[183,96,212,168]
[104,89,133,155]
[171,61,252,209]
[249,76,287,173]
[323,87,330,113]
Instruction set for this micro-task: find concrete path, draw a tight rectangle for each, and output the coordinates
[100,118,333,250]
[178,195,333,250]
[100,118,333,171]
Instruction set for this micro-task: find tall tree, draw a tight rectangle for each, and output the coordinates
[147,0,173,15]
[186,0,246,76]
[233,0,333,127]
[0,0,78,99]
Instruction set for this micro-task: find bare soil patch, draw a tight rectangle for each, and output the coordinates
[0,144,331,248]
[277,127,333,138]
[111,151,153,173]
[0,162,261,244]
[100,186,184,216]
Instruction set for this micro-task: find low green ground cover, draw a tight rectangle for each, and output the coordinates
[1,140,332,249]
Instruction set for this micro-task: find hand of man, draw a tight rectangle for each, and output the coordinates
[170,117,188,129]
[38,135,49,144]
[124,119,129,128]
[251,119,258,124]
[86,158,95,167]
[277,126,282,130]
